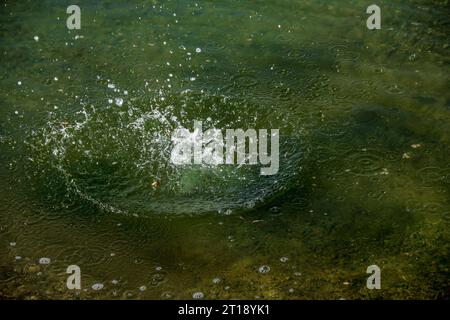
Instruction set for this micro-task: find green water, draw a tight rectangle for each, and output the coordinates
[0,0,449,299]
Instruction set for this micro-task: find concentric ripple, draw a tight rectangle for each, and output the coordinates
[343,149,389,176]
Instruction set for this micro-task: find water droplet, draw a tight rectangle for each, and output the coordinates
[115,97,124,107]
[386,84,404,95]
[192,292,204,299]
[343,149,384,176]
[258,265,270,274]
[92,283,104,291]
[39,257,51,265]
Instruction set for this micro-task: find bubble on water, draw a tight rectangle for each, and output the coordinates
[139,285,147,292]
[343,149,385,176]
[196,48,202,53]
[192,292,204,299]
[33,35,39,42]
[258,265,270,274]
[115,97,124,107]
[107,83,115,89]
[92,283,104,291]
[280,257,289,263]
[111,279,119,285]
[9,242,16,247]
[17,81,22,86]
[39,257,51,265]
[190,77,196,81]
[15,256,22,260]
[212,277,221,284]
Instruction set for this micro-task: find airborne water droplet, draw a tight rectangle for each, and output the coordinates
[115,97,124,106]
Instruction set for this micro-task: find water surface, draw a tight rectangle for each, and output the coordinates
[0,0,449,299]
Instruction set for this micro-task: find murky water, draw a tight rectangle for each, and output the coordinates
[0,0,449,299]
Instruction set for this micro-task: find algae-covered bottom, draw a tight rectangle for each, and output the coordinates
[0,0,449,299]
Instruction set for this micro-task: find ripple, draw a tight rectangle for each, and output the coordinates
[443,212,450,224]
[386,84,405,95]
[329,44,361,61]
[423,202,444,213]
[343,149,386,176]
[317,120,350,140]
[221,73,259,93]
[417,167,446,183]
[38,257,51,265]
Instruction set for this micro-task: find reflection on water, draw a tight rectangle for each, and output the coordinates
[0,0,449,299]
